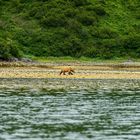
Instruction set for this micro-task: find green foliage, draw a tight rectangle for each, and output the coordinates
[41,13,66,27]
[91,5,106,16]
[0,38,21,60]
[121,34,140,58]
[0,38,11,60]
[0,0,139,60]
[70,0,89,7]
[77,14,97,26]
[91,27,119,39]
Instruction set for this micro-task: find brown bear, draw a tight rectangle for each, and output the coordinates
[60,67,75,75]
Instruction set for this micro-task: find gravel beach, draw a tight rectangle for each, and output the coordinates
[0,61,140,79]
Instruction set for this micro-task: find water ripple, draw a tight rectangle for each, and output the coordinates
[0,83,140,140]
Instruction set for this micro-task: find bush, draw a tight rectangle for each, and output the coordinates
[66,19,83,33]
[0,38,11,60]
[95,39,119,59]
[83,46,98,58]
[0,38,21,60]
[28,6,39,17]
[0,0,4,6]
[92,5,106,16]
[69,0,89,7]
[121,34,140,57]
[77,14,97,26]
[34,6,47,19]
[91,27,118,39]
[64,8,78,18]
[58,36,83,57]
[9,43,21,58]
[41,13,66,27]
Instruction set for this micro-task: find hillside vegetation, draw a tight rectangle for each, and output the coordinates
[0,0,140,60]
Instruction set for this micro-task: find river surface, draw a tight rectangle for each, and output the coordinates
[0,79,140,140]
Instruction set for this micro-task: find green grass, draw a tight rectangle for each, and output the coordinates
[30,56,140,64]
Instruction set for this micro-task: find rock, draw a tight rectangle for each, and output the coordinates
[20,58,33,63]
[123,59,134,65]
[9,57,19,62]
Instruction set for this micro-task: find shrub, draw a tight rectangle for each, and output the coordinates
[69,0,89,7]
[64,8,78,18]
[9,43,21,58]
[91,27,118,39]
[0,0,4,5]
[95,39,119,59]
[60,36,83,57]
[121,34,140,57]
[83,46,98,58]
[77,14,97,26]
[0,38,11,60]
[0,38,21,60]
[66,19,83,33]
[92,5,106,16]
[28,6,38,17]
[41,13,66,27]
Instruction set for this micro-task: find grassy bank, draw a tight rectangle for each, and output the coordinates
[0,56,140,68]
[30,56,140,63]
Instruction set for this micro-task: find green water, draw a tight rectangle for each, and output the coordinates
[0,79,140,140]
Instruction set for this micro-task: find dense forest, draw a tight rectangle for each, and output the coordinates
[0,0,140,60]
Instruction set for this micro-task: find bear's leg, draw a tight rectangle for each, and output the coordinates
[68,71,73,75]
[60,71,63,75]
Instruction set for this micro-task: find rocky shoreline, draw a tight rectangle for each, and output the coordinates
[0,61,140,79]
[0,61,140,91]
[0,78,140,92]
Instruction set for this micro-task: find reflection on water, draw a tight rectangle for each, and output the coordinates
[0,80,140,140]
